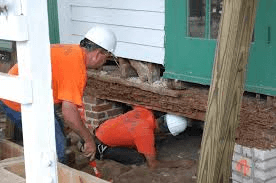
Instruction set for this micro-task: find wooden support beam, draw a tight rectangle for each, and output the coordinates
[197,1,258,183]
[85,70,276,149]
[118,58,137,79]
[129,60,160,84]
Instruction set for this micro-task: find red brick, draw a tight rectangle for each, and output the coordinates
[86,123,96,135]
[86,111,106,119]
[92,119,107,126]
[85,119,93,125]
[84,104,92,111]
[92,120,100,127]
[92,103,113,112]
[106,108,123,118]
[83,96,105,105]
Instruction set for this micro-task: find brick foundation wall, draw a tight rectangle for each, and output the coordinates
[232,144,276,183]
[83,95,124,134]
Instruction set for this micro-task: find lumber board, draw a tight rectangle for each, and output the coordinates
[86,71,208,120]
[197,1,258,183]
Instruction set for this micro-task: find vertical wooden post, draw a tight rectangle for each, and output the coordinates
[197,1,257,183]
[18,0,59,182]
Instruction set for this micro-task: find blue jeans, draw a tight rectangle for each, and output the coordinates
[0,101,66,163]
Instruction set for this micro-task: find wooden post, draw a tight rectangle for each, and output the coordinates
[0,0,58,182]
[197,1,257,183]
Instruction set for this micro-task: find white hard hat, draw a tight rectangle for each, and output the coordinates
[85,26,117,53]
[165,114,188,136]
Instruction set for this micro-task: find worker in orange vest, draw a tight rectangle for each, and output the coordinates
[79,106,193,169]
[0,26,117,164]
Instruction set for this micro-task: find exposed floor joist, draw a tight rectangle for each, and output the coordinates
[86,70,276,149]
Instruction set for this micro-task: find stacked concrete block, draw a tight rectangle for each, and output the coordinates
[232,143,276,183]
[83,95,124,134]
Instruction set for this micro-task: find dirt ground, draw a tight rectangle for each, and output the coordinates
[76,124,203,183]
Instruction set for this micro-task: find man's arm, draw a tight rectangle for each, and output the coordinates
[144,154,159,169]
[62,101,96,157]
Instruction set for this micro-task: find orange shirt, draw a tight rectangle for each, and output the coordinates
[95,106,157,157]
[1,44,87,112]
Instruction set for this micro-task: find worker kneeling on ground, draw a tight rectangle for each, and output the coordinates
[79,106,194,169]
[0,26,116,164]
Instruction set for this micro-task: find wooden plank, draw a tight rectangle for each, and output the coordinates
[58,163,109,183]
[15,0,59,182]
[71,6,164,30]
[0,140,24,160]
[71,21,165,47]
[267,96,273,107]
[0,168,25,183]
[0,16,28,41]
[197,1,258,183]
[0,158,109,183]
[70,0,165,12]
[87,71,182,98]
[0,73,32,104]
[86,71,208,119]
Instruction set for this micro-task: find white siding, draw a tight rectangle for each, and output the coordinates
[57,0,165,64]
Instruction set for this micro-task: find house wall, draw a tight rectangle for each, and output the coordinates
[57,0,165,65]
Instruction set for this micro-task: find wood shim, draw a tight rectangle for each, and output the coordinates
[86,71,276,150]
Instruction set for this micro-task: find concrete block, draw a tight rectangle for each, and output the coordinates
[266,177,276,183]
[232,159,252,177]
[255,157,276,170]
[242,146,253,158]
[234,144,242,154]
[233,153,253,168]
[254,148,276,161]
[232,171,253,183]
[233,152,242,162]
[254,168,276,181]
[252,179,265,183]
[232,145,276,182]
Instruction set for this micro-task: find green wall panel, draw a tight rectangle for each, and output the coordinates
[47,0,60,44]
[164,0,276,96]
